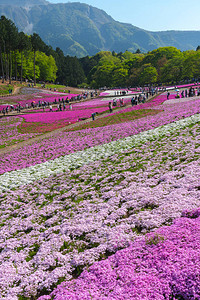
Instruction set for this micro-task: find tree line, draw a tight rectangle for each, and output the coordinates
[1,16,200,88]
[79,47,200,88]
[0,16,85,86]
[0,16,57,84]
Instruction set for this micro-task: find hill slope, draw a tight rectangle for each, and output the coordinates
[0,1,200,56]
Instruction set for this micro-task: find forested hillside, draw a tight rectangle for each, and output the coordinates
[1,1,200,57]
[1,16,200,88]
[79,47,200,88]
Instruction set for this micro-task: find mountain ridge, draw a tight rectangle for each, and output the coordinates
[0,0,49,6]
[0,1,200,57]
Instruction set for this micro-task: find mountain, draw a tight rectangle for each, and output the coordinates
[0,0,49,6]
[0,1,200,57]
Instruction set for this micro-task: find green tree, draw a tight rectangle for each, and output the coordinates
[79,55,98,79]
[91,63,114,88]
[30,33,45,85]
[182,51,200,80]
[143,47,182,68]
[61,56,85,86]
[0,27,5,82]
[23,51,40,81]
[135,49,141,54]
[112,67,128,87]
[138,64,158,85]
[89,51,122,87]
[161,56,184,83]
[156,56,168,82]
[36,52,57,82]
[18,32,31,83]
[0,16,18,83]
[127,68,141,86]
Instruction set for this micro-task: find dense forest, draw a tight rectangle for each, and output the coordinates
[0,16,85,86]
[1,16,200,88]
[80,47,200,88]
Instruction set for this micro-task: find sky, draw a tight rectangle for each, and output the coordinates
[49,0,200,31]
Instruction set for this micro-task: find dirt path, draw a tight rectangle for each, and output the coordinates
[0,93,162,155]
[13,86,22,95]
[0,82,23,97]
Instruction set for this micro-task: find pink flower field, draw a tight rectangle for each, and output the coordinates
[40,213,200,300]
[1,92,200,174]
[20,106,108,124]
[0,93,79,111]
[0,116,40,148]
[16,96,134,134]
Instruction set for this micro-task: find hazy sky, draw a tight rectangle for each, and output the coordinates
[49,0,200,31]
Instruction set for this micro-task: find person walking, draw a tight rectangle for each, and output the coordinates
[135,96,138,105]
[109,102,113,113]
[167,92,170,100]
[185,89,188,97]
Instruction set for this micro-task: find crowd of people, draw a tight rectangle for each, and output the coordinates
[0,90,99,116]
[1,85,200,117]
[167,86,200,100]
[131,94,147,106]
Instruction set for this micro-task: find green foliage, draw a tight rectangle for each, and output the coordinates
[0,16,19,82]
[26,244,40,262]
[30,33,46,52]
[145,233,165,245]
[182,51,200,79]
[161,56,184,82]
[112,67,128,86]
[22,51,40,80]
[0,84,14,95]
[135,49,141,54]
[91,63,114,88]
[143,47,182,67]
[1,16,200,88]
[67,108,161,131]
[0,17,58,83]
[36,52,57,82]
[85,46,200,87]
[138,64,158,85]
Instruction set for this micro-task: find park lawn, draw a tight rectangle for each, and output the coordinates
[0,84,14,96]
[18,119,71,134]
[36,83,69,93]
[67,108,162,131]
[35,83,85,94]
